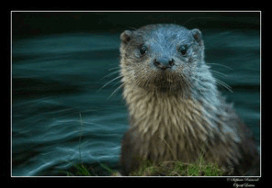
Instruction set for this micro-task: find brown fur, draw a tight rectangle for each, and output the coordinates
[118,24,259,176]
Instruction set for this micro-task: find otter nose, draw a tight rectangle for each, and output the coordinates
[154,58,175,70]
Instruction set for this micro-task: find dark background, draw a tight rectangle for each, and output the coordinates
[12,12,260,38]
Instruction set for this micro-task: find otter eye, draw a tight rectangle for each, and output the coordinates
[139,44,147,55]
[178,45,187,56]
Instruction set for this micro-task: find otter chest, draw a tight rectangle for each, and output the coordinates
[126,90,209,162]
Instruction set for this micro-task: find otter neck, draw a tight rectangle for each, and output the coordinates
[123,84,215,141]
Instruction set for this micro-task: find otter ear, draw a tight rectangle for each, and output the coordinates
[120,30,133,44]
[191,28,202,44]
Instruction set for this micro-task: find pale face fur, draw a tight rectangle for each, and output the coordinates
[119,24,250,175]
[120,24,204,94]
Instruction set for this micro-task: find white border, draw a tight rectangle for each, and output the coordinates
[11,10,261,13]
[10,10,261,178]
[11,11,13,177]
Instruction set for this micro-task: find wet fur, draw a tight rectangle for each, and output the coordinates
[119,24,259,176]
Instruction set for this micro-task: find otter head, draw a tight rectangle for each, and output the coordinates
[119,24,205,94]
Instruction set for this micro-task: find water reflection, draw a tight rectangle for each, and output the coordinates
[12,30,260,176]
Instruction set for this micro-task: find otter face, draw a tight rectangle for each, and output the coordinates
[120,24,205,93]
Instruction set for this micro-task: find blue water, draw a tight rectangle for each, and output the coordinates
[12,29,260,176]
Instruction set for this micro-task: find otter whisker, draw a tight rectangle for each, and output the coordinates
[179,72,192,90]
[108,83,124,100]
[108,66,121,71]
[133,65,152,89]
[215,79,233,93]
[112,79,122,88]
[97,75,123,92]
[142,73,151,89]
[191,77,203,91]
[210,70,228,78]
[100,70,120,81]
[206,63,233,70]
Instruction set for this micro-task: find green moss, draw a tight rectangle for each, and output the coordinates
[128,140,225,176]
[62,157,224,176]
[60,163,91,176]
[130,158,225,176]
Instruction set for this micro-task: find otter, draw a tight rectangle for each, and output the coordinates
[118,24,259,176]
